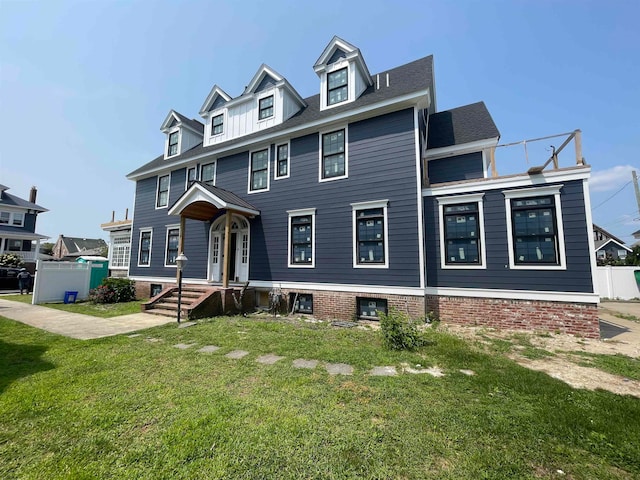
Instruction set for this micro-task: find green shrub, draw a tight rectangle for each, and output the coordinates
[88,278,136,304]
[379,308,426,350]
[0,253,25,267]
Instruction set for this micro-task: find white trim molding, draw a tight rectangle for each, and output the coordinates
[163,224,180,268]
[582,178,600,296]
[247,147,271,194]
[251,280,424,297]
[503,184,566,270]
[287,207,316,268]
[413,107,426,289]
[274,140,291,180]
[155,173,171,210]
[351,199,390,269]
[319,125,349,182]
[437,192,487,270]
[425,285,599,304]
[137,228,153,267]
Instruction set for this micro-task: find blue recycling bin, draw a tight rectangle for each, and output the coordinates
[64,291,78,304]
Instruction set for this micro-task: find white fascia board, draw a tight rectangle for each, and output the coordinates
[128,89,430,181]
[250,280,424,296]
[0,231,49,240]
[422,167,591,197]
[198,85,232,116]
[244,64,284,95]
[168,184,259,217]
[313,36,358,70]
[424,286,599,304]
[424,137,499,160]
[160,110,180,131]
[597,238,632,252]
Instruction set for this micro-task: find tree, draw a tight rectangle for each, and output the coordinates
[40,242,54,256]
[624,245,640,266]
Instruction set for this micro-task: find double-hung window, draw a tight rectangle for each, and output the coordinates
[12,212,24,227]
[165,227,180,266]
[211,114,224,135]
[0,212,9,224]
[0,211,24,227]
[320,128,347,180]
[327,67,348,105]
[249,149,269,192]
[258,96,273,120]
[201,162,216,186]
[186,166,197,189]
[504,185,566,269]
[138,229,152,267]
[352,200,388,268]
[288,208,315,267]
[156,175,170,208]
[275,143,289,179]
[437,193,486,269]
[168,131,179,156]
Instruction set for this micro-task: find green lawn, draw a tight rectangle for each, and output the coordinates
[1,316,639,479]
[0,294,145,317]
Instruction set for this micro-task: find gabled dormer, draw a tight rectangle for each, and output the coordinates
[160,110,204,159]
[314,36,373,111]
[202,65,306,146]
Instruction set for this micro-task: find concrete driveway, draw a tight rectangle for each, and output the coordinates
[0,298,175,340]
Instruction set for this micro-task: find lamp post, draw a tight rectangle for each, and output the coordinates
[175,253,188,324]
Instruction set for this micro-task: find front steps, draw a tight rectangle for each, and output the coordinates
[142,286,221,320]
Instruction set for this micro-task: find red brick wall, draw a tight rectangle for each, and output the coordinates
[134,280,175,300]
[426,295,600,338]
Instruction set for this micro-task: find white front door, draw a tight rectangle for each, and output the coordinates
[209,215,250,283]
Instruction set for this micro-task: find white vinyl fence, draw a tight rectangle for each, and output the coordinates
[595,266,640,300]
[32,260,91,304]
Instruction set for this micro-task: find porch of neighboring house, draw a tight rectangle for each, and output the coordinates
[141,182,260,319]
[0,232,48,270]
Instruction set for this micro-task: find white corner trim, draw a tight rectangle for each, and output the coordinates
[425,286,599,304]
[582,178,599,295]
[413,107,426,289]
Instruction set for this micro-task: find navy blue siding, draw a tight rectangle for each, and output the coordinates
[130,108,422,287]
[428,152,484,184]
[424,179,593,293]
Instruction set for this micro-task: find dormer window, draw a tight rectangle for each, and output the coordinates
[168,132,179,156]
[327,68,348,105]
[211,114,224,135]
[259,96,274,120]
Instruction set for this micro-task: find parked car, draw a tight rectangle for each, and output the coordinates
[0,266,21,289]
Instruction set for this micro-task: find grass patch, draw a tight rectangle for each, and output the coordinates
[0,294,33,304]
[611,312,640,324]
[567,351,640,381]
[0,295,145,318]
[1,315,639,479]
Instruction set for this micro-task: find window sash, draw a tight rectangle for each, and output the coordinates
[0,212,9,224]
[156,175,169,207]
[201,163,215,186]
[327,68,348,105]
[259,96,274,119]
[277,144,289,177]
[356,208,385,264]
[250,150,268,191]
[168,132,179,156]
[510,196,559,265]
[139,231,151,266]
[166,228,179,265]
[211,114,223,135]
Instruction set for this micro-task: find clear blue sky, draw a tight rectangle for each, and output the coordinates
[1,0,638,245]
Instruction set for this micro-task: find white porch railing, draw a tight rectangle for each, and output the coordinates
[0,250,40,262]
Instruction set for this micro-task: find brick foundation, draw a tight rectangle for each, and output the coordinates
[427,295,600,338]
[278,288,425,321]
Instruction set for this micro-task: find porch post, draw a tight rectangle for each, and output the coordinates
[222,210,232,288]
[35,239,41,262]
[176,215,186,284]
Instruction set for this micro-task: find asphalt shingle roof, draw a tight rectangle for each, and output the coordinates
[427,101,500,149]
[128,55,435,179]
[0,191,47,212]
[173,111,204,134]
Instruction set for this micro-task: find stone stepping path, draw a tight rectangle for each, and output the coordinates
[198,345,221,353]
[225,350,249,359]
[369,366,397,376]
[256,354,285,365]
[459,369,475,376]
[292,359,319,369]
[173,343,197,350]
[325,363,354,376]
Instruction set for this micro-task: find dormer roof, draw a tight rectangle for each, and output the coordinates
[160,110,204,135]
[199,85,232,116]
[313,35,373,86]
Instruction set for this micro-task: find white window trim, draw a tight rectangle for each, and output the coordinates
[503,184,566,270]
[165,129,181,159]
[185,166,198,190]
[164,224,181,268]
[155,173,171,209]
[210,111,226,138]
[0,210,26,227]
[200,160,217,186]
[437,193,487,270]
[287,208,316,268]
[110,232,131,269]
[257,92,275,123]
[351,199,389,269]
[248,147,270,194]
[137,228,153,267]
[319,126,348,183]
[320,60,353,111]
[274,141,291,180]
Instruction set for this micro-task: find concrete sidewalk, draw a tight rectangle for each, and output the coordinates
[0,298,175,340]
[599,301,640,344]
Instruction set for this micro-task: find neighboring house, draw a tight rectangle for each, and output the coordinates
[52,235,107,260]
[632,229,640,248]
[101,210,132,277]
[0,185,48,268]
[125,36,599,337]
[593,224,631,261]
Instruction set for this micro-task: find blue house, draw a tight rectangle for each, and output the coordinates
[126,37,599,337]
[0,185,48,269]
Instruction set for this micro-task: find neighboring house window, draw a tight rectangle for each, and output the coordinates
[156,175,170,208]
[258,96,274,120]
[597,250,606,259]
[290,293,313,314]
[0,211,24,226]
[110,234,130,269]
[138,230,152,266]
[357,298,388,321]
[320,128,347,181]
[352,200,389,268]
[288,208,316,267]
[618,249,628,260]
[437,193,486,269]
[275,143,289,179]
[12,212,24,226]
[0,212,8,224]
[165,227,180,266]
[211,114,224,135]
[7,239,22,251]
[249,149,269,192]
[327,67,348,105]
[168,131,179,156]
[504,185,566,270]
[201,162,216,186]
[186,167,197,189]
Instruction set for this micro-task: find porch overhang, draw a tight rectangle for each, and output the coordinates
[168,182,260,221]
